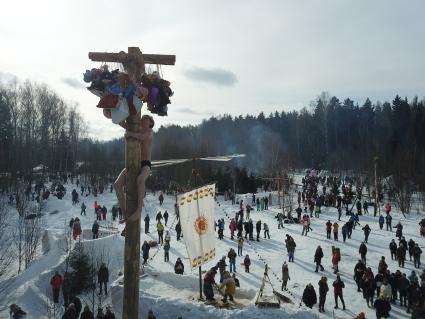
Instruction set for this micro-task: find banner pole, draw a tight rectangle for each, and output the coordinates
[199,265,203,299]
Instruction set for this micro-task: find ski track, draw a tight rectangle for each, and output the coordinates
[1,179,424,319]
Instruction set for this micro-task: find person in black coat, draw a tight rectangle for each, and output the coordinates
[248,219,254,241]
[374,293,391,318]
[255,220,261,241]
[92,221,99,239]
[163,210,169,226]
[62,303,77,319]
[407,281,420,313]
[155,211,162,222]
[398,273,409,307]
[399,237,408,250]
[362,224,371,243]
[397,244,406,267]
[9,304,26,319]
[389,270,400,304]
[144,214,150,234]
[98,263,109,295]
[302,283,317,308]
[174,258,184,274]
[236,219,243,238]
[333,276,346,310]
[142,241,151,265]
[69,296,82,318]
[408,239,416,261]
[80,305,94,319]
[361,269,375,307]
[389,239,397,260]
[359,242,367,265]
[175,222,182,240]
[354,260,366,292]
[395,222,403,240]
[314,246,324,272]
[413,243,422,268]
[318,277,329,313]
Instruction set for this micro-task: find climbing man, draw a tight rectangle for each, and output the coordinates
[114,115,154,222]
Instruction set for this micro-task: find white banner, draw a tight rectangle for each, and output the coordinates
[177,183,216,268]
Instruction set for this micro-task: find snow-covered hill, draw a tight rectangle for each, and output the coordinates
[1,181,423,319]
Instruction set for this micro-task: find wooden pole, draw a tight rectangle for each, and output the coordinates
[199,266,203,299]
[277,176,281,209]
[122,47,144,319]
[374,157,379,217]
[88,47,175,319]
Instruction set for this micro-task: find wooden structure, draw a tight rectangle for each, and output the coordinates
[88,47,175,319]
[258,172,292,210]
[255,265,292,308]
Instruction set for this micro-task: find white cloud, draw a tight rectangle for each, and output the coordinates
[61,77,86,89]
[184,66,237,87]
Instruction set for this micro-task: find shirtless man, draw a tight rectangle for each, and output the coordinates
[114,114,154,222]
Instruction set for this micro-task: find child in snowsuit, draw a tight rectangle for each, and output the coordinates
[244,255,251,273]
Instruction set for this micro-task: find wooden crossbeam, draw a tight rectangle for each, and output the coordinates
[88,51,176,65]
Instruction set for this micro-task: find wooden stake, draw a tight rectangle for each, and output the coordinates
[88,46,175,319]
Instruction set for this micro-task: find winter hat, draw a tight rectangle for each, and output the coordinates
[357,312,366,319]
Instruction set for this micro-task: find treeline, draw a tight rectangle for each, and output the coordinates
[1,78,425,193]
[153,92,425,175]
[0,80,86,178]
[95,92,425,193]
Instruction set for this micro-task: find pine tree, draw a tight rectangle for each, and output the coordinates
[68,243,95,294]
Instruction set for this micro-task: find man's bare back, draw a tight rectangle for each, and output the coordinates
[115,115,155,223]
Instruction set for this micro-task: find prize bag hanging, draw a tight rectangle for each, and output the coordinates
[111,98,130,124]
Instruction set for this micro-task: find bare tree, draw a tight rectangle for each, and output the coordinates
[0,200,16,300]
[13,183,44,271]
[387,173,413,218]
[23,206,44,269]
[0,200,14,276]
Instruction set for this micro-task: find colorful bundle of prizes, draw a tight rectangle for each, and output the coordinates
[83,66,173,123]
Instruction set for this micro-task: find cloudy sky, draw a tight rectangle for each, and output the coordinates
[1,0,424,140]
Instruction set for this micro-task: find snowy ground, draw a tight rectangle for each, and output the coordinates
[1,180,424,319]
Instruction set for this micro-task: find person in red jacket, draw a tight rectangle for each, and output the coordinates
[229,219,236,240]
[72,218,82,240]
[50,271,63,303]
[332,248,341,274]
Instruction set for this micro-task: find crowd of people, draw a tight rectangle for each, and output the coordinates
[201,172,425,318]
[6,170,425,318]
[50,264,115,319]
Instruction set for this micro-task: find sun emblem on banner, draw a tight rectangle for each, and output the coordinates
[194,216,208,235]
